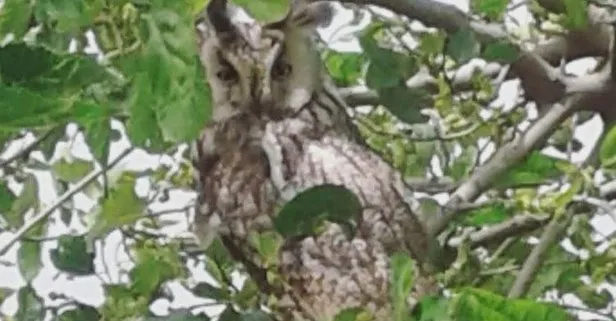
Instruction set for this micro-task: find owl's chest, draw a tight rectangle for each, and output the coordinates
[197,142,278,238]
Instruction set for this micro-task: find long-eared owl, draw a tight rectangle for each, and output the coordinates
[191,0,439,320]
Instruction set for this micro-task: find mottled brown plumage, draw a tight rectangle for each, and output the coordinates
[191,1,439,320]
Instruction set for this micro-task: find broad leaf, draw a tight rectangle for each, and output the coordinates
[378,86,431,124]
[73,100,113,165]
[481,41,519,63]
[6,174,38,228]
[494,152,564,188]
[18,241,42,282]
[600,125,616,168]
[193,282,230,301]
[325,51,365,86]
[463,203,510,226]
[563,0,588,29]
[390,253,415,321]
[52,158,94,184]
[122,4,211,150]
[446,28,480,64]
[0,182,16,214]
[233,0,288,22]
[58,304,101,321]
[334,307,372,321]
[87,174,145,242]
[452,288,570,321]
[0,0,33,39]
[0,42,110,94]
[129,242,185,297]
[33,0,104,33]
[471,0,508,20]
[14,286,44,321]
[50,235,95,275]
[273,184,362,238]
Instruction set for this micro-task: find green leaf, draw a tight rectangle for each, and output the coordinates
[0,287,14,304]
[232,0,288,22]
[15,286,44,321]
[360,27,418,89]
[494,152,564,189]
[50,235,95,275]
[452,288,570,321]
[0,182,16,213]
[248,231,282,266]
[52,158,94,184]
[33,0,104,33]
[0,85,71,131]
[87,174,145,242]
[123,6,211,150]
[0,42,110,95]
[481,41,519,63]
[447,146,478,180]
[325,51,365,86]
[6,174,38,228]
[73,100,112,165]
[471,0,508,20]
[377,86,431,124]
[417,296,451,321]
[100,284,149,320]
[446,28,480,64]
[58,304,101,321]
[129,242,185,297]
[219,305,242,321]
[390,253,415,321]
[600,125,616,168]
[273,184,362,238]
[563,0,588,29]
[18,241,42,282]
[193,282,230,301]
[334,307,373,321]
[463,203,510,226]
[418,31,446,56]
[234,279,259,309]
[0,0,33,39]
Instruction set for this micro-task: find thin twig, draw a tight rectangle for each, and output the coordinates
[0,127,59,169]
[0,147,134,256]
[507,212,572,298]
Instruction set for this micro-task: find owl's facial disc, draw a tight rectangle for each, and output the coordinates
[195,0,334,122]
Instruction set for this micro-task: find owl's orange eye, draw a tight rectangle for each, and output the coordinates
[272,62,292,79]
[216,68,238,82]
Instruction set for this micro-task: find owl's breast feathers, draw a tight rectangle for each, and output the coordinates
[194,114,438,320]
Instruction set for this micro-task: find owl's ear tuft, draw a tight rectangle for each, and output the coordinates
[266,0,334,31]
[195,0,238,39]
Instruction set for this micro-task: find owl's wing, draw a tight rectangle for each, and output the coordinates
[260,119,439,320]
[261,118,433,262]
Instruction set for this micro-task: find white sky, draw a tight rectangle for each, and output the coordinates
[0,0,612,320]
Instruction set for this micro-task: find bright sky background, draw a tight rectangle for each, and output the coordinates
[0,0,612,320]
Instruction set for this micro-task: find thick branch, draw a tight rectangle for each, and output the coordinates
[336,0,616,114]
[428,95,583,236]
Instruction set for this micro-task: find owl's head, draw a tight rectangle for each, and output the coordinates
[195,0,334,122]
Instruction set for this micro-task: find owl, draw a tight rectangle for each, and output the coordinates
[192,0,440,320]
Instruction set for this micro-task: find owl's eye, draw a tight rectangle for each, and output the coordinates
[216,68,238,82]
[272,62,292,79]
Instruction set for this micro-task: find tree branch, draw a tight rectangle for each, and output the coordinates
[428,95,582,236]
[447,214,550,248]
[507,212,572,298]
[0,147,135,256]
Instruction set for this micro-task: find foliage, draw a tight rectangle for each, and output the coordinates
[0,0,612,321]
